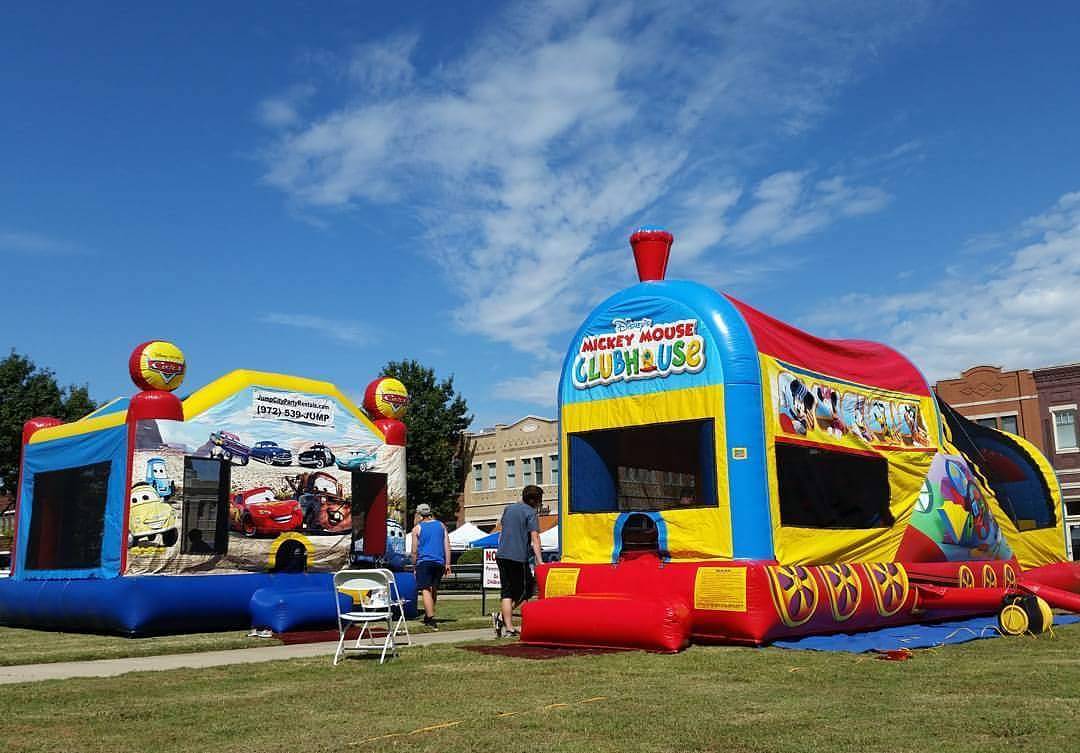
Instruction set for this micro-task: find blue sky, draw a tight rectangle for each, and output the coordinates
[3,1,1080,429]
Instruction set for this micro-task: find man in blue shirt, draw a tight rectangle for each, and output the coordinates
[493,485,544,637]
[410,503,451,629]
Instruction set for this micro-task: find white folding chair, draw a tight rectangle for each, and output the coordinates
[333,569,400,665]
[375,568,412,648]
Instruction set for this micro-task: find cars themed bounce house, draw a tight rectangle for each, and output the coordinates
[523,228,1080,651]
[0,341,416,635]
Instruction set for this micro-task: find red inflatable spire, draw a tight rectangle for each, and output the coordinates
[629,227,674,282]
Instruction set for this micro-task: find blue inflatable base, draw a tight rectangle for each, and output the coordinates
[772,614,1080,653]
[0,571,419,637]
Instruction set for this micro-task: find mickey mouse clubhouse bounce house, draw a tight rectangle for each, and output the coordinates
[523,228,1080,652]
[0,342,417,635]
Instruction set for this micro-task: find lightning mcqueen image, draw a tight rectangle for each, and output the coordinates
[230,487,303,537]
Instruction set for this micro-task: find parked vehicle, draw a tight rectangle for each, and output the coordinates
[250,440,292,466]
[335,448,377,472]
[297,443,336,468]
[129,482,179,547]
[230,487,303,537]
[208,431,250,465]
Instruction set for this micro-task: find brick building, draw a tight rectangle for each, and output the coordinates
[460,416,559,527]
[1032,364,1080,559]
[933,365,1044,451]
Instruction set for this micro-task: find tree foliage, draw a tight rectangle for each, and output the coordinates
[0,351,97,496]
[380,360,471,521]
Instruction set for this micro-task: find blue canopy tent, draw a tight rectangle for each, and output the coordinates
[469,531,500,549]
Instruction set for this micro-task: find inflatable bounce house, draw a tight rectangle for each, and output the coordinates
[0,341,416,635]
[523,228,1080,651]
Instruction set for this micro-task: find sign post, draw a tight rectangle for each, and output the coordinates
[481,547,500,615]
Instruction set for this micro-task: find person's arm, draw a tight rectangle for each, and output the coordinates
[409,526,419,565]
[443,525,452,575]
[530,530,543,565]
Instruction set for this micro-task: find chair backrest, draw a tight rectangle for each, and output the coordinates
[334,569,392,615]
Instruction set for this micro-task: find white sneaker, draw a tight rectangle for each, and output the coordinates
[491,611,504,638]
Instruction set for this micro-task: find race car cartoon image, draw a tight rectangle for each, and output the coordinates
[335,448,378,472]
[129,482,179,547]
[250,441,293,466]
[386,518,406,555]
[298,443,336,468]
[286,471,351,533]
[145,456,174,498]
[229,487,303,538]
[208,431,250,465]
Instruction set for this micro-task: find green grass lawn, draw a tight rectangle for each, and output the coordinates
[0,598,490,666]
[0,628,281,667]
[3,623,1080,753]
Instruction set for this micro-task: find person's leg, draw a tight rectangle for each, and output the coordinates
[500,595,515,631]
[421,587,436,619]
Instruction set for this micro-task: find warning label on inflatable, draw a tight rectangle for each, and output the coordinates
[545,568,580,598]
[694,567,747,611]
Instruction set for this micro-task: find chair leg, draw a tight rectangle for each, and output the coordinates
[395,611,412,646]
[379,617,395,664]
[333,626,347,666]
[355,621,368,649]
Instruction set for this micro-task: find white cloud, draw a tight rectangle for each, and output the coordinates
[809,191,1080,380]
[0,230,82,255]
[256,84,316,129]
[257,313,372,346]
[257,0,924,372]
[493,369,561,405]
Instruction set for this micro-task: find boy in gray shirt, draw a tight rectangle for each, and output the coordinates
[493,485,544,637]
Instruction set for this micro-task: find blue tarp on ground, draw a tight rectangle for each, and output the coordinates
[772,614,1080,653]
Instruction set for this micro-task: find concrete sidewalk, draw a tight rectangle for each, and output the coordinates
[0,627,494,685]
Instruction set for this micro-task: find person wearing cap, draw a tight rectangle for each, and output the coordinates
[492,485,544,638]
[410,503,451,629]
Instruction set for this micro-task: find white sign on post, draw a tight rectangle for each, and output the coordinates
[482,548,501,589]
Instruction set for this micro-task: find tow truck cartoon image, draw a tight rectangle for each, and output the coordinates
[286,471,351,533]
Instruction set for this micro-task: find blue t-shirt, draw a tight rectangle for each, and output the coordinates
[496,502,539,563]
[416,520,446,565]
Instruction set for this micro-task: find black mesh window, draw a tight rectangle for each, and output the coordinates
[776,443,893,528]
[181,457,230,554]
[569,419,717,513]
[25,461,111,570]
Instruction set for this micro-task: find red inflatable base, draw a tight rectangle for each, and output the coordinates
[521,595,691,653]
[524,554,1080,651]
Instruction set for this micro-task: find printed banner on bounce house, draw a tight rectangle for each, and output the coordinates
[562,298,723,405]
[251,390,336,427]
[764,356,935,452]
[125,385,407,576]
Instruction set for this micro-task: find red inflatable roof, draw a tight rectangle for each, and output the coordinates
[725,294,931,397]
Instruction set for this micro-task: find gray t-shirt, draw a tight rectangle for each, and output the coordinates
[496,502,539,563]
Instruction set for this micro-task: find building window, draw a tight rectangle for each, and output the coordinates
[534,456,544,485]
[181,456,229,554]
[1071,524,1080,561]
[505,459,516,488]
[550,454,559,486]
[975,417,998,429]
[1052,407,1078,452]
[487,462,497,490]
[1066,498,1080,517]
[1001,415,1018,434]
[472,464,482,492]
[25,461,111,571]
[522,457,532,486]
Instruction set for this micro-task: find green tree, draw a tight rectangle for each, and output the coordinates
[0,351,97,496]
[380,360,472,521]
